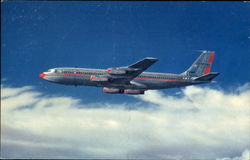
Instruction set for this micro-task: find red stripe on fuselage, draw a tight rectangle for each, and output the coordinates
[134,77,190,83]
[42,73,191,83]
[43,73,92,77]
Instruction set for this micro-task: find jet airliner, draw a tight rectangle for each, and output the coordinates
[39,51,219,95]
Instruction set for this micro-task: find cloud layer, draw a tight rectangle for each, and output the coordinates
[1,84,250,159]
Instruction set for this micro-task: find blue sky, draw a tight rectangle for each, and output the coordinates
[2,1,250,102]
[1,2,250,159]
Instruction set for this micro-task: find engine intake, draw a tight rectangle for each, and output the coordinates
[107,67,140,75]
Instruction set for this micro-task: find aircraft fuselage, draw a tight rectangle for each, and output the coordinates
[39,52,219,94]
[39,68,206,90]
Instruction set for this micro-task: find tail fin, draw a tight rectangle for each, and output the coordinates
[182,51,215,77]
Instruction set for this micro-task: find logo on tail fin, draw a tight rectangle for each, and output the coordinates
[203,52,215,74]
[182,51,216,77]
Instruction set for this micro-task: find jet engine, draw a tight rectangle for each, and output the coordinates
[103,87,124,94]
[107,67,140,75]
[124,89,145,95]
[107,68,127,75]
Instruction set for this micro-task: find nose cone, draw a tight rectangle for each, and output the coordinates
[39,73,45,78]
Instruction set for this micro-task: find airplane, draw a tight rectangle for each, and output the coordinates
[39,51,219,95]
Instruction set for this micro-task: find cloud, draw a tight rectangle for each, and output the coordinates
[1,84,250,159]
[216,149,250,160]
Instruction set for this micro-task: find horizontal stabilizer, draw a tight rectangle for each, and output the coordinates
[194,72,220,81]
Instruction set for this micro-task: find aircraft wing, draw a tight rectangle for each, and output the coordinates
[107,57,158,84]
[127,57,158,76]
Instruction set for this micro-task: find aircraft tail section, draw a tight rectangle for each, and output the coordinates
[182,51,216,78]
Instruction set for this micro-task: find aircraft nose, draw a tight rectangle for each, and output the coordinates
[39,73,45,78]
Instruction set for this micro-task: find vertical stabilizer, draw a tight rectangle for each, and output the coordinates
[182,51,215,77]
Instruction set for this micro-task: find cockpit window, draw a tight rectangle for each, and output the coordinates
[48,69,56,73]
